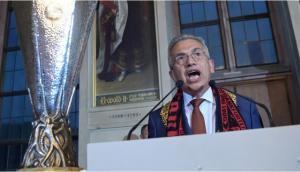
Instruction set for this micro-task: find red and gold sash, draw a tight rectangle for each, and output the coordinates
[162,87,246,136]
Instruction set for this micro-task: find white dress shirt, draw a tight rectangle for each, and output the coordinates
[183,87,216,134]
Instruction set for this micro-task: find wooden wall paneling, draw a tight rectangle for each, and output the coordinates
[286,75,299,124]
[222,85,234,92]
[267,79,292,126]
[236,82,272,127]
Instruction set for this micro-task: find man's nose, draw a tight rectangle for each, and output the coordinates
[186,54,196,66]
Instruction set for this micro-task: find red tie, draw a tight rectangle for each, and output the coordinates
[190,99,206,134]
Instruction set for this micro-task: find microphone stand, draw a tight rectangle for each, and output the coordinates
[126,80,183,140]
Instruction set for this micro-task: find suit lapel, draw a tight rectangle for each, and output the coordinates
[181,99,192,135]
[214,94,222,132]
[182,109,192,135]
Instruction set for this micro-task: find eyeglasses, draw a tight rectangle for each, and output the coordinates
[173,48,208,66]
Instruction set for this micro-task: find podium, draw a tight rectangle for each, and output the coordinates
[87,125,300,171]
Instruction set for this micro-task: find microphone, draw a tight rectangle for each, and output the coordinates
[209,80,275,127]
[126,80,184,140]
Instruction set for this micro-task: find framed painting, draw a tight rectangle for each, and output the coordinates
[93,1,159,107]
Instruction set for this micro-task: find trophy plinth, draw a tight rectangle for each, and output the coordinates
[13,0,97,169]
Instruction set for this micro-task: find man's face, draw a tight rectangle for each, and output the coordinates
[141,126,148,139]
[169,39,215,96]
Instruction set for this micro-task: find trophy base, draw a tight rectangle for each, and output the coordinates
[18,167,82,171]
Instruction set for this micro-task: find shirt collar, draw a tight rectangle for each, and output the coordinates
[183,87,215,106]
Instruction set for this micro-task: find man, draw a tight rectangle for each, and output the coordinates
[96,0,127,81]
[97,1,151,82]
[140,124,149,139]
[148,34,263,138]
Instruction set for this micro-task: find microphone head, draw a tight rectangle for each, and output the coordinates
[176,80,184,88]
[209,80,216,88]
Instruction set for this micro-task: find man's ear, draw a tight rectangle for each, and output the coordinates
[208,59,215,73]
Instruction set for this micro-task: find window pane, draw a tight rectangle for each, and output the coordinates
[204,1,218,20]
[260,40,277,64]
[1,97,12,118]
[3,52,16,72]
[195,27,207,41]
[208,25,221,46]
[24,96,33,118]
[228,1,268,17]
[231,21,246,41]
[15,51,24,70]
[234,42,250,66]
[21,118,32,139]
[247,41,264,65]
[0,145,8,170]
[2,71,14,92]
[192,2,205,22]
[258,18,272,40]
[70,95,76,113]
[182,28,194,35]
[13,70,26,91]
[8,118,23,139]
[228,1,241,17]
[20,144,27,162]
[75,90,79,111]
[241,1,254,16]
[7,28,18,48]
[11,96,25,117]
[207,25,224,69]
[69,89,79,133]
[254,1,267,14]
[194,25,224,70]
[7,145,21,170]
[69,112,76,131]
[211,46,225,70]
[73,139,78,161]
[9,11,16,29]
[180,1,218,24]
[179,1,191,5]
[21,145,29,161]
[0,119,9,139]
[179,3,192,24]
[245,20,259,41]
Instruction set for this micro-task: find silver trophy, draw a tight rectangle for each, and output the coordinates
[13,0,97,169]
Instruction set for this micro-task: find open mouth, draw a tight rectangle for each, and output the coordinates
[187,70,201,82]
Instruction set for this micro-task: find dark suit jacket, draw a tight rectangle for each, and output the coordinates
[148,93,263,138]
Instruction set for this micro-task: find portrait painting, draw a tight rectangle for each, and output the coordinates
[94,1,159,106]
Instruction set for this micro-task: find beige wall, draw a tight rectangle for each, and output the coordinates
[79,1,180,168]
[288,1,300,55]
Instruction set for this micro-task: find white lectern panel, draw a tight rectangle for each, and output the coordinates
[88,125,300,171]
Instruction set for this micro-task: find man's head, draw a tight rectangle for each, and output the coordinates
[140,124,148,139]
[168,34,215,97]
